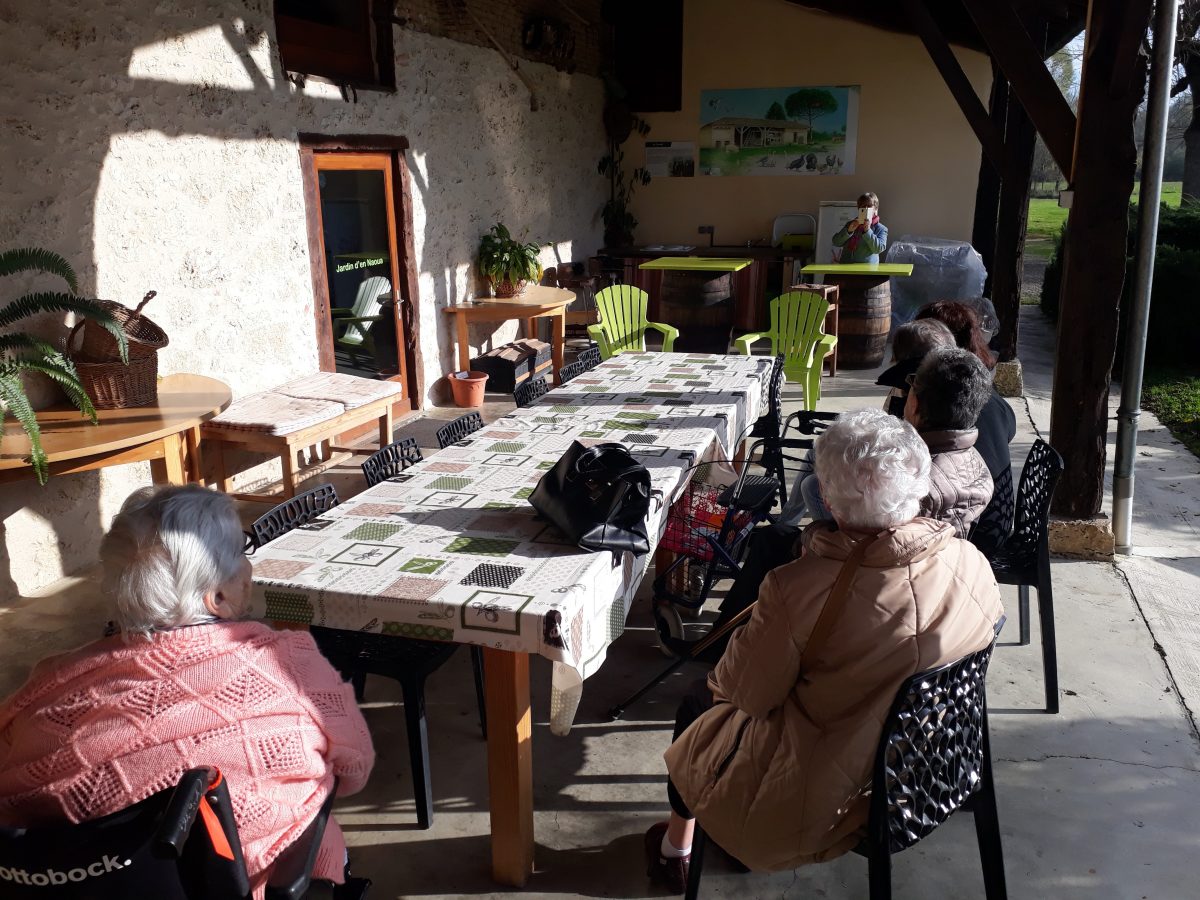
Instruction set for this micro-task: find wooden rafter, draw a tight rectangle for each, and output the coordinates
[901,0,1010,178]
[961,0,1078,179]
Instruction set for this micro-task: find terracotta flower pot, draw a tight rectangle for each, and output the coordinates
[449,370,489,407]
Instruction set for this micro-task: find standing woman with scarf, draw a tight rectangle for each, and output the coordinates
[832,191,888,263]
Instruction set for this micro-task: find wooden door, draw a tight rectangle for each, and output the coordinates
[305,151,412,401]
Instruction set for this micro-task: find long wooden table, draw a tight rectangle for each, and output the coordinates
[0,374,231,485]
[442,285,575,385]
[248,352,770,886]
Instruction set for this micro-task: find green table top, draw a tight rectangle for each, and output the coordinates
[800,262,914,276]
[638,256,753,272]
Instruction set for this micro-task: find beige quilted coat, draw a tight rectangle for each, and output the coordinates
[664,519,1003,871]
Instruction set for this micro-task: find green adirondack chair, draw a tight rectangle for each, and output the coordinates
[331,275,391,367]
[587,284,679,359]
[733,289,837,410]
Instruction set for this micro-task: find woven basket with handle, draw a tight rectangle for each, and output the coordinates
[79,291,169,360]
[66,290,166,409]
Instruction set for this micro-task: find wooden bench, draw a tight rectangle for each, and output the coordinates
[201,373,403,501]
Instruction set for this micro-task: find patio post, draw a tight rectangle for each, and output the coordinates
[1113,0,1180,553]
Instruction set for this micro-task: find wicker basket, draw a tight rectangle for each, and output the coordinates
[79,291,169,360]
[67,320,159,409]
[491,278,528,298]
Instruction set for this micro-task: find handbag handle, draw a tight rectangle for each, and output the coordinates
[797,531,883,675]
[573,443,647,483]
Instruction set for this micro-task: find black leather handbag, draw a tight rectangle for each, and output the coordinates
[529,441,661,555]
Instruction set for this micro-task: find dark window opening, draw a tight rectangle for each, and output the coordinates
[275,0,395,91]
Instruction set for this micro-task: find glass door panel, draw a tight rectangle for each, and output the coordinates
[311,153,407,392]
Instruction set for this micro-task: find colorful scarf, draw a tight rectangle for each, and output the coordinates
[845,214,880,255]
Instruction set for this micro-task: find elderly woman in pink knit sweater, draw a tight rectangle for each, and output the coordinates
[0,485,375,896]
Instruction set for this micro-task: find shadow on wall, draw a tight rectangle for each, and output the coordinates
[3,3,604,588]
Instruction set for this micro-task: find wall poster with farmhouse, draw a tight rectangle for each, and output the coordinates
[698,86,859,176]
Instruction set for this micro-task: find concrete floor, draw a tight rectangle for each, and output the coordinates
[2,310,1199,898]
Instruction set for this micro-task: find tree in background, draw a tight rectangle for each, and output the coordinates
[765,101,786,120]
[784,88,838,130]
[1171,0,1199,205]
[1032,46,1079,193]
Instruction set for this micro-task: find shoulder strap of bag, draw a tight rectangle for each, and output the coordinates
[797,530,883,673]
[687,529,882,662]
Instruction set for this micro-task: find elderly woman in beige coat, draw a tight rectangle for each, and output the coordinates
[645,407,1004,892]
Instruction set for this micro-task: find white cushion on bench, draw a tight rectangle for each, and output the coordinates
[209,392,345,436]
[279,372,404,409]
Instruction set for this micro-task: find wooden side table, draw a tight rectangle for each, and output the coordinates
[442,286,574,385]
[0,374,231,486]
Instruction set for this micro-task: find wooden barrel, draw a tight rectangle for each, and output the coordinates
[659,271,734,353]
[825,274,891,368]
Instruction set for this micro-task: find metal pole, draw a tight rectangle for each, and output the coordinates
[1113,0,1179,554]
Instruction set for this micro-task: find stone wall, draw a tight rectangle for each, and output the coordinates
[0,0,607,598]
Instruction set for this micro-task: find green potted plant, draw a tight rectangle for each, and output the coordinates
[478,224,543,298]
[0,248,126,483]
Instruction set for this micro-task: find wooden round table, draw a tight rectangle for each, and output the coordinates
[0,374,232,485]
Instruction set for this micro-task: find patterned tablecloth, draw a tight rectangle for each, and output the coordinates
[249,352,771,733]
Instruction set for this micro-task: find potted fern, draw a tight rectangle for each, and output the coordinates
[0,248,127,483]
[478,224,543,298]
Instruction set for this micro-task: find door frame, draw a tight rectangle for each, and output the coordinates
[298,134,423,408]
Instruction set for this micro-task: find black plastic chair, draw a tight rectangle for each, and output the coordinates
[249,484,339,548]
[249,487,488,830]
[558,358,587,385]
[968,465,1015,559]
[748,356,786,440]
[685,644,1005,900]
[361,436,424,487]
[435,412,484,449]
[0,767,367,900]
[988,439,1064,713]
[513,376,549,408]
[578,345,602,371]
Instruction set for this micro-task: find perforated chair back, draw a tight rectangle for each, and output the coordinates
[870,643,995,854]
[435,412,484,449]
[361,437,423,487]
[1002,439,1064,571]
[577,346,602,371]
[513,376,549,408]
[559,359,587,385]
[249,484,340,550]
[0,767,250,899]
[969,465,1016,559]
[750,356,786,439]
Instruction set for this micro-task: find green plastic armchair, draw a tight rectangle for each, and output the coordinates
[331,275,391,367]
[587,284,679,360]
[733,289,836,410]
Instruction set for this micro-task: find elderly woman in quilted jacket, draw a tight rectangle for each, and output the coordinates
[0,485,375,898]
[644,409,1004,893]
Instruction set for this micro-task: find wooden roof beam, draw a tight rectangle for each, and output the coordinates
[901,0,1010,178]
[961,0,1078,179]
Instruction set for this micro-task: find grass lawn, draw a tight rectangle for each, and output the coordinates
[1143,368,1200,459]
[1027,181,1183,244]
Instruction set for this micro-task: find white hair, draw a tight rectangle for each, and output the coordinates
[814,408,932,530]
[101,485,245,638]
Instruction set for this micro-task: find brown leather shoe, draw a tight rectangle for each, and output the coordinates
[644,822,690,894]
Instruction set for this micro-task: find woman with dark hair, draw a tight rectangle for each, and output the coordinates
[914,299,1015,555]
[914,299,996,369]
